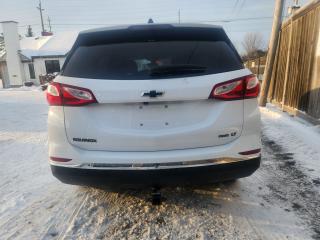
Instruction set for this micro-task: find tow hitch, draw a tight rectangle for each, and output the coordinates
[150,187,164,205]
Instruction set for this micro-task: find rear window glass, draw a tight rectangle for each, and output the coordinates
[62,41,243,80]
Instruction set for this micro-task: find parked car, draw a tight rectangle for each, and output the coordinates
[47,23,261,188]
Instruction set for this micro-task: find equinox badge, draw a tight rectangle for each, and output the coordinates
[73,138,97,143]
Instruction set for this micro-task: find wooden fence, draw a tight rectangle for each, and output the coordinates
[268,0,320,123]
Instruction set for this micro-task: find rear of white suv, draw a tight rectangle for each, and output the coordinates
[47,24,261,188]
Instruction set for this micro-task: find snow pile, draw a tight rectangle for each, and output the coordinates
[0,85,42,92]
[261,104,320,178]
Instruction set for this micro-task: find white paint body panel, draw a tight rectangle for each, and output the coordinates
[48,68,261,167]
[56,69,250,151]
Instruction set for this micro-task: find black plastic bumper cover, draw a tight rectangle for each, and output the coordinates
[51,157,260,188]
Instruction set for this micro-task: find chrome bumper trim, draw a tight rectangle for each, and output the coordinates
[53,157,258,170]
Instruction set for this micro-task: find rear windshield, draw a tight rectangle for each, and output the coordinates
[62,41,243,80]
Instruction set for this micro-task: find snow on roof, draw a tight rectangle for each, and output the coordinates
[19,36,51,59]
[20,36,50,50]
[20,31,79,59]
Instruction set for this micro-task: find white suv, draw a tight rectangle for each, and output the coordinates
[47,24,261,188]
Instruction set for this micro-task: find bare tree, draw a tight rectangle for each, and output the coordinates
[242,32,264,59]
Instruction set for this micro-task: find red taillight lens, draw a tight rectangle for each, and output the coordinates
[61,85,97,106]
[244,75,260,98]
[211,79,245,100]
[46,82,97,106]
[47,82,62,106]
[209,75,260,100]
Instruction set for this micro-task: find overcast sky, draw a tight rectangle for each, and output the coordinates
[0,0,311,53]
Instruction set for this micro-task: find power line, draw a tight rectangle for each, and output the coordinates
[202,16,272,23]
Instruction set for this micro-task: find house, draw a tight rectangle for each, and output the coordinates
[0,21,78,88]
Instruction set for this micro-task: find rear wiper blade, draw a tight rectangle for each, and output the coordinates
[150,65,207,76]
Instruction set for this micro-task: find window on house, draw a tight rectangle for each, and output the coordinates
[45,60,61,74]
[28,63,35,79]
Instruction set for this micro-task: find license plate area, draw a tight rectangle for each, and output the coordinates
[131,102,175,130]
[85,101,212,132]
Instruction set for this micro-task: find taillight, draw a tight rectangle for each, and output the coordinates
[209,75,260,100]
[211,79,244,100]
[46,82,97,106]
[47,83,62,105]
[244,75,260,99]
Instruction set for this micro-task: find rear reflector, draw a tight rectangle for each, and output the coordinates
[239,149,261,155]
[245,75,260,99]
[47,83,62,106]
[47,82,97,106]
[209,75,260,100]
[50,157,72,162]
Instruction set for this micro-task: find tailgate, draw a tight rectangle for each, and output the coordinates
[59,71,248,151]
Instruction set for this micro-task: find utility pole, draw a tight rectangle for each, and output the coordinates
[47,16,52,32]
[259,0,285,107]
[37,0,45,34]
[178,9,181,23]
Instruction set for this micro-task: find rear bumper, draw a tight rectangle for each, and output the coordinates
[51,157,260,188]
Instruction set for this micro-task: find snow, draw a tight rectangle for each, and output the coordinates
[0,90,319,239]
[19,36,51,59]
[19,31,79,59]
[0,85,41,92]
[20,36,51,51]
[36,31,78,56]
[261,104,320,179]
